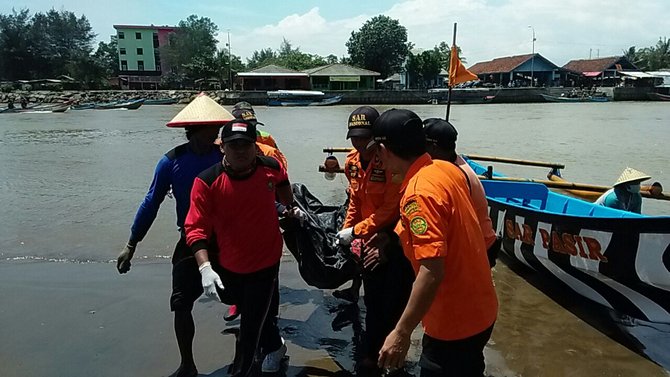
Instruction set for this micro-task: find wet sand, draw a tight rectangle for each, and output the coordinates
[1,256,667,377]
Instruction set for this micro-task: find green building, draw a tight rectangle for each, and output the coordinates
[113,24,177,89]
[303,64,380,90]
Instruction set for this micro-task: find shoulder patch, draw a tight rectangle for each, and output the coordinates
[165,143,189,160]
[403,200,420,216]
[409,216,428,235]
[197,163,225,186]
[257,155,281,171]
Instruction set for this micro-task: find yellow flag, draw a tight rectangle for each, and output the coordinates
[448,46,478,87]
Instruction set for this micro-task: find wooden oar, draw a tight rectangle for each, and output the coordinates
[465,154,565,169]
[479,175,670,201]
[322,148,565,169]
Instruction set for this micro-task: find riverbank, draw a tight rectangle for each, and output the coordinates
[1,256,666,377]
[1,86,667,107]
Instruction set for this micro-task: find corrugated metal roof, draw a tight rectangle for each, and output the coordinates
[238,65,308,77]
[302,64,380,76]
[468,54,535,74]
[562,56,634,73]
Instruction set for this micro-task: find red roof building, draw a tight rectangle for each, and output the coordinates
[468,53,561,87]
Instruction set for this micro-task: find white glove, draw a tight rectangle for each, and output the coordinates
[288,206,307,226]
[336,227,355,246]
[198,262,223,302]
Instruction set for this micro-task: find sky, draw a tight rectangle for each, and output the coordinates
[2,0,669,68]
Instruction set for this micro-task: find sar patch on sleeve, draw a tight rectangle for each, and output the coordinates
[409,216,428,235]
[403,200,420,216]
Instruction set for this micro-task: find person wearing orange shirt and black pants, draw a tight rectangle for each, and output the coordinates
[335,106,414,374]
[373,109,498,377]
[185,119,305,376]
[423,118,500,267]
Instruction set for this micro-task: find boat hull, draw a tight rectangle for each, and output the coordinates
[467,159,670,324]
[267,95,342,107]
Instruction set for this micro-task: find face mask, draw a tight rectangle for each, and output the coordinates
[627,184,641,194]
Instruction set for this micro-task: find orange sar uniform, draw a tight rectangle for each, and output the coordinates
[342,149,401,238]
[257,130,279,150]
[257,142,288,170]
[396,153,498,341]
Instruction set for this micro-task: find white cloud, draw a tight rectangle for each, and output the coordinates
[228,7,368,63]
[225,0,670,68]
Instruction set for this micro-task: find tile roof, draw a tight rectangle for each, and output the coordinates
[468,54,535,74]
[562,56,627,73]
[302,64,380,76]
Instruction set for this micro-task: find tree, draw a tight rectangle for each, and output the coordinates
[215,48,245,88]
[161,15,219,83]
[639,37,670,70]
[326,54,338,64]
[31,9,96,78]
[405,49,441,88]
[93,36,119,78]
[246,48,276,69]
[346,15,409,77]
[0,9,34,80]
[246,39,327,71]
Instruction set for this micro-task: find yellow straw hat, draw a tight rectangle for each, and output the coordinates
[166,93,233,128]
[614,167,651,186]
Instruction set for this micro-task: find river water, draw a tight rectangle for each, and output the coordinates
[1,102,669,375]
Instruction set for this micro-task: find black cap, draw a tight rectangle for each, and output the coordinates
[221,119,257,143]
[231,108,264,126]
[346,106,379,139]
[233,101,254,111]
[372,109,423,145]
[423,118,458,150]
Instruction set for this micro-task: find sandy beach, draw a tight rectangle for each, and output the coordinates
[1,255,667,377]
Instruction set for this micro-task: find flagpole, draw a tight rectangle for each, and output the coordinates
[446,22,457,121]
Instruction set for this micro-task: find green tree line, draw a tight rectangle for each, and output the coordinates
[6,8,663,90]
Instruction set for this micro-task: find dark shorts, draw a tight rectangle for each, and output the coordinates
[170,236,204,312]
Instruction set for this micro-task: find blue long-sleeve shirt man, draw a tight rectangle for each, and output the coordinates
[129,144,223,244]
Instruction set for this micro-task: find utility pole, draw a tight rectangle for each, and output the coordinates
[227,30,232,89]
[589,48,592,59]
[528,26,536,87]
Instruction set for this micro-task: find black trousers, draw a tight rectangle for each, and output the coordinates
[217,263,282,377]
[362,235,415,361]
[419,324,494,377]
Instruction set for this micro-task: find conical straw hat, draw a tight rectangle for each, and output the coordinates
[614,167,651,186]
[166,93,233,127]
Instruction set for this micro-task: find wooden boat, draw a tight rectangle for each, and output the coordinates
[467,158,670,324]
[144,98,178,105]
[71,103,96,110]
[267,90,342,106]
[648,93,670,101]
[94,98,145,110]
[541,93,610,103]
[1,103,70,114]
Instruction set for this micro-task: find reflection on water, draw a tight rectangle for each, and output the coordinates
[1,103,669,375]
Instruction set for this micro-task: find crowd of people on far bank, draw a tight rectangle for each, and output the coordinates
[115,93,649,377]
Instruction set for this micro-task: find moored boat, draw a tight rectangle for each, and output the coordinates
[541,93,609,103]
[94,98,145,110]
[144,98,178,105]
[466,158,670,324]
[1,102,70,114]
[648,93,670,101]
[267,90,342,106]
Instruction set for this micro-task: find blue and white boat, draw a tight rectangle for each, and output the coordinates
[466,158,670,324]
[267,90,342,107]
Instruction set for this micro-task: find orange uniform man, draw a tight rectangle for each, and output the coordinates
[373,109,498,377]
[335,106,414,374]
[423,118,500,267]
